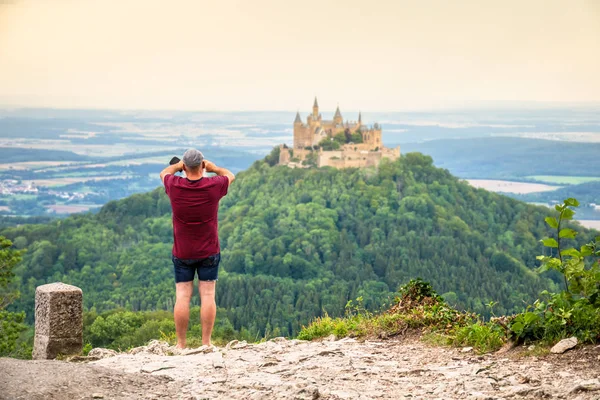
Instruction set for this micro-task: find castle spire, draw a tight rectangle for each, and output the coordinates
[294,111,302,124]
[312,97,319,119]
[313,97,319,108]
[358,111,362,124]
[333,105,343,124]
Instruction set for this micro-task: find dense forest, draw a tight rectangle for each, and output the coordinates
[3,151,597,343]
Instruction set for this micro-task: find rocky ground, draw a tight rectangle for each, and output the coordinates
[2,336,600,399]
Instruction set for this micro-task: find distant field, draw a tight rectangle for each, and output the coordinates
[527,176,600,185]
[3,194,36,200]
[88,156,167,168]
[466,179,561,194]
[0,161,78,170]
[24,176,131,187]
[46,204,100,214]
[578,220,600,230]
[6,141,175,157]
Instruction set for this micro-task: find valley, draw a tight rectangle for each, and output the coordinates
[2,107,599,223]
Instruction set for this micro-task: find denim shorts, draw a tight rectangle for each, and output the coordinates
[172,253,220,283]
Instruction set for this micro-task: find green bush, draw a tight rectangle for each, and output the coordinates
[452,322,505,353]
[510,198,600,344]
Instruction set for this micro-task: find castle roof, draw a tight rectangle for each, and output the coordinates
[334,106,342,120]
[294,111,302,124]
[313,97,319,108]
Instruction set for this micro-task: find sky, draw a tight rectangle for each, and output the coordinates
[0,0,599,111]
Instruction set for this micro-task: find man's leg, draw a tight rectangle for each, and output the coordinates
[198,281,217,346]
[174,281,193,348]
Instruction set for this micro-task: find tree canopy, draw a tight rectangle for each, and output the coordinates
[3,152,597,341]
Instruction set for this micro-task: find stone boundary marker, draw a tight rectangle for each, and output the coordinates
[33,282,83,360]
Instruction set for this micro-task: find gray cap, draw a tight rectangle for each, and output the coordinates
[182,148,204,168]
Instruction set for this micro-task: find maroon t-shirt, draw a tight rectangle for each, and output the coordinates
[163,174,229,259]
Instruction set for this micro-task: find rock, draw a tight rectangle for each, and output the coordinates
[569,379,600,394]
[269,337,287,343]
[146,340,174,355]
[225,340,239,350]
[33,283,83,360]
[128,340,179,356]
[461,347,474,353]
[212,358,225,369]
[324,334,337,342]
[297,386,320,399]
[91,394,104,399]
[231,340,248,350]
[550,337,578,354]
[141,363,176,374]
[496,340,517,354]
[88,348,118,359]
[182,345,218,355]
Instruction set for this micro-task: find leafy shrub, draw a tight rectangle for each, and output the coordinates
[452,322,505,353]
[510,198,600,344]
[298,280,478,342]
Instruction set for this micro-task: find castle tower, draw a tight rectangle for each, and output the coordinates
[333,105,343,125]
[313,97,319,119]
[293,111,310,149]
[358,111,362,125]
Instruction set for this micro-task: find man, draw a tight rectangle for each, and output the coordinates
[160,148,235,349]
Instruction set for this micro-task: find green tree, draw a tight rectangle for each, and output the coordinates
[0,236,28,358]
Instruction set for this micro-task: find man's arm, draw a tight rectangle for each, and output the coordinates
[204,161,235,185]
[160,161,184,184]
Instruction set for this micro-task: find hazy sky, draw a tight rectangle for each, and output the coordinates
[1,0,599,111]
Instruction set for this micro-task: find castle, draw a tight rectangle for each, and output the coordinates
[279,98,400,169]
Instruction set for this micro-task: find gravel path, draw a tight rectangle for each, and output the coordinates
[2,337,600,399]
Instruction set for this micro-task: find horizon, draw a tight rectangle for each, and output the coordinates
[2,100,600,114]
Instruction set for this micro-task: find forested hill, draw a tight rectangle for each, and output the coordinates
[3,152,595,337]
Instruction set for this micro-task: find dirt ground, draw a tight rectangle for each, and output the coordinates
[2,337,600,400]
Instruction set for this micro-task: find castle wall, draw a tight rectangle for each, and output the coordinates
[278,145,291,164]
[381,146,401,160]
[294,125,313,149]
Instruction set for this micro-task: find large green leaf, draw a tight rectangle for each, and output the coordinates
[541,238,558,248]
[560,248,581,258]
[559,228,577,239]
[581,245,594,257]
[562,208,575,220]
[544,217,559,229]
[564,198,580,207]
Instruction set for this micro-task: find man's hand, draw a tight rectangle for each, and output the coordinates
[203,160,235,185]
[204,160,217,173]
[160,160,184,183]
